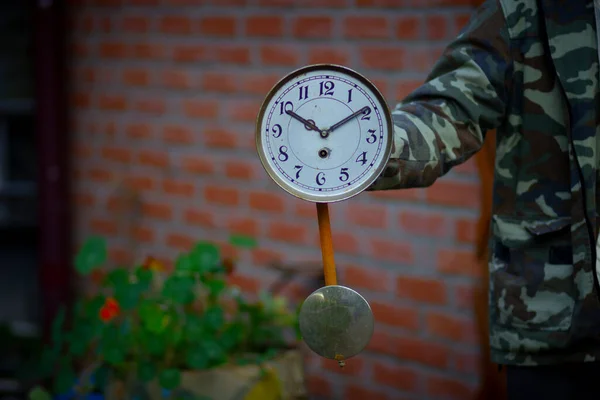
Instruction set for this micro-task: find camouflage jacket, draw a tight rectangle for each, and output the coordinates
[370,0,600,365]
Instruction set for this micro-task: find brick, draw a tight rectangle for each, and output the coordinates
[127,0,159,4]
[173,45,207,62]
[199,16,236,37]
[343,384,391,400]
[138,150,169,168]
[251,248,284,266]
[260,45,299,66]
[160,16,192,34]
[301,0,346,7]
[369,239,413,264]
[360,46,405,70]
[216,45,250,65]
[132,43,165,60]
[372,361,419,392]
[308,46,350,65]
[102,146,132,163]
[425,375,475,399]
[162,124,195,144]
[109,247,131,266]
[126,123,152,139]
[367,330,393,354]
[227,216,259,236]
[122,68,150,86]
[425,180,480,208]
[72,41,89,58]
[267,221,307,244]
[455,284,476,309]
[74,192,95,207]
[346,203,387,229]
[181,156,214,175]
[202,72,237,93]
[321,356,364,376]
[240,73,280,95]
[132,226,155,243]
[87,168,113,182]
[225,160,257,180]
[454,157,477,174]
[125,175,155,191]
[395,79,423,99]
[368,189,421,202]
[99,41,127,58]
[437,249,481,277]
[90,218,118,236]
[134,98,166,114]
[396,15,420,39]
[245,16,284,37]
[392,336,450,368]
[396,276,447,305]
[398,210,448,237]
[426,14,449,40]
[249,191,285,213]
[184,208,216,228]
[227,274,260,292]
[258,0,293,5]
[204,185,240,206]
[228,100,260,122]
[141,202,172,220]
[292,16,333,39]
[306,374,332,398]
[99,16,112,33]
[331,231,360,255]
[98,94,127,111]
[122,16,149,33]
[344,265,391,292]
[426,311,477,343]
[204,127,238,148]
[72,92,91,108]
[166,233,195,250]
[370,301,419,330]
[161,69,191,89]
[455,350,479,375]
[183,99,219,119]
[454,12,472,35]
[162,179,195,197]
[343,16,390,39]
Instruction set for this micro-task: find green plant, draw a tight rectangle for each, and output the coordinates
[33,235,300,397]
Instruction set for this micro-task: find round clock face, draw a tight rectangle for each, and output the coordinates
[256,64,393,203]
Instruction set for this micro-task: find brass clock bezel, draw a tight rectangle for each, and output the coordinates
[255,64,393,203]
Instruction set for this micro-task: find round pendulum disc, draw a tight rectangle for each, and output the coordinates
[298,285,374,364]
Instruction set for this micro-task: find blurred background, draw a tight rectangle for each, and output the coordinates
[0,0,494,399]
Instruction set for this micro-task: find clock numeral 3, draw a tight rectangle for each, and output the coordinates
[298,85,309,100]
[294,165,303,179]
[279,101,293,115]
[356,151,367,166]
[278,145,289,162]
[366,129,377,144]
[271,124,283,138]
[319,81,335,96]
[339,167,349,182]
[316,172,326,186]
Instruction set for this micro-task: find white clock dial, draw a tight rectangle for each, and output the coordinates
[256,64,393,203]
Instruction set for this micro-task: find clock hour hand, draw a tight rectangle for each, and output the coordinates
[327,106,371,133]
[285,110,321,132]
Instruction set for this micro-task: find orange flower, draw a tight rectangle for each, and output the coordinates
[99,297,120,322]
[142,256,165,272]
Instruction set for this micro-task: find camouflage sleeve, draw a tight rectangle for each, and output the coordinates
[369,0,511,190]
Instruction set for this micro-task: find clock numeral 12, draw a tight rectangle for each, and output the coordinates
[319,81,335,96]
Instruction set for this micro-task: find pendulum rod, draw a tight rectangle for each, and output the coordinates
[316,202,337,287]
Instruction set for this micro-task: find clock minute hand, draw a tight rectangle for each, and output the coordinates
[285,110,321,132]
[327,106,371,133]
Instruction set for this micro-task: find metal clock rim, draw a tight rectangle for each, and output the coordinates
[255,63,393,203]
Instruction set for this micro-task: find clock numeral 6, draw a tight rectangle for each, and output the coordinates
[316,172,326,186]
[271,124,283,138]
[278,145,289,162]
[366,129,377,144]
[279,101,293,115]
[339,167,349,182]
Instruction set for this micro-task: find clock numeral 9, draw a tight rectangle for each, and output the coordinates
[279,101,293,115]
[319,81,335,96]
[339,167,349,182]
[316,172,326,186]
[271,124,283,138]
[278,145,289,162]
[366,129,377,144]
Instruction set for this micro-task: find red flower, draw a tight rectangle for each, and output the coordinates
[99,297,120,322]
[142,256,165,272]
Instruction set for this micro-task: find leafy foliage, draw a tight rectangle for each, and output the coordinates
[32,235,300,397]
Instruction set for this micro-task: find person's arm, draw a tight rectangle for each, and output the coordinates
[369,0,512,190]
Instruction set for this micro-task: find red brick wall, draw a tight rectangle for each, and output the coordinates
[68,0,483,399]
